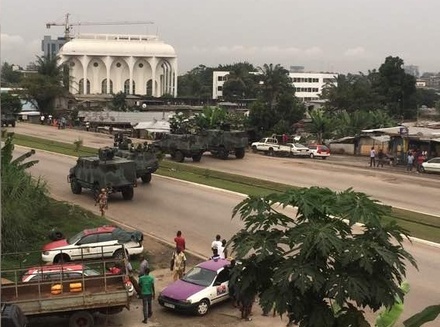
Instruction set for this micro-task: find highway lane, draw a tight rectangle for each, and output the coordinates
[16,148,440,325]
[12,123,440,216]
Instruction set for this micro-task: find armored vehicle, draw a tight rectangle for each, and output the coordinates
[113,135,159,183]
[206,129,248,160]
[153,133,207,163]
[1,113,16,127]
[67,147,136,200]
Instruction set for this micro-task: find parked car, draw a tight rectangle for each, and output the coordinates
[308,144,330,159]
[287,143,310,157]
[158,259,231,316]
[21,262,134,296]
[421,157,440,173]
[41,226,144,263]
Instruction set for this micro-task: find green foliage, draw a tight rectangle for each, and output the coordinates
[230,187,417,327]
[20,56,66,114]
[375,281,409,327]
[1,132,49,253]
[307,109,334,143]
[1,62,22,86]
[403,305,440,327]
[111,91,128,111]
[177,64,214,98]
[0,92,22,114]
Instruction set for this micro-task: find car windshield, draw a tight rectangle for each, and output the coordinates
[294,143,306,148]
[320,145,329,151]
[67,231,85,245]
[182,267,217,287]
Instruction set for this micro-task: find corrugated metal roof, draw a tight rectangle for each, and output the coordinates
[79,111,174,124]
[362,126,440,138]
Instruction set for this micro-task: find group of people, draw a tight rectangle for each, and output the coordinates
[211,234,228,260]
[406,149,428,172]
[369,146,387,168]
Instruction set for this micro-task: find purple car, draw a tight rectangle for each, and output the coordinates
[158,259,231,315]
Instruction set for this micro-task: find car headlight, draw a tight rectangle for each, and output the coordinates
[182,299,192,304]
[43,251,49,255]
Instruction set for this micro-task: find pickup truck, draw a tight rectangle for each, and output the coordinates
[251,137,291,156]
[1,249,132,327]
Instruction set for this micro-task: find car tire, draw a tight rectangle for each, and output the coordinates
[251,145,257,153]
[196,299,210,316]
[420,166,426,173]
[174,150,184,163]
[113,249,125,260]
[70,178,82,194]
[121,186,134,200]
[310,153,315,159]
[268,148,274,156]
[54,253,70,264]
[69,310,94,327]
[141,173,152,183]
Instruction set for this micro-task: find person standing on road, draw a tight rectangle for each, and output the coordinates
[369,147,376,167]
[377,148,384,168]
[138,267,155,324]
[171,247,186,281]
[139,255,149,277]
[218,239,228,259]
[211,234,222,255]
[407,152,415,172]
[174,230,186,252]
[95,188,108,216]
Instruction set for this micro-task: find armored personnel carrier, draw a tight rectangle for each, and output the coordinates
[153,133,207,163]
[113,134,159,183]
[67,147,136,200]
[206,129,248,160]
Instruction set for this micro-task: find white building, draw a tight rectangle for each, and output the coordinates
[58,34,177,97]
[212,70,337,102]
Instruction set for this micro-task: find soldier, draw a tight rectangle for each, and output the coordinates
[95,188,108,216]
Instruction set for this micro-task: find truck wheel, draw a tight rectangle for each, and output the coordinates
[141,173,152,183]
[121,186,134,200]
[70,178,82,194]
[113,249,125,260]
[235,148,245,159]
[69,310,94,327]
[251,145,257,153]
[219,148,229,160]
[192,153,203,162]
[11,122,16,127]
[54,253,71,264]
[268,148,274,156]
[196,299,210,316]
[174,150,184,163]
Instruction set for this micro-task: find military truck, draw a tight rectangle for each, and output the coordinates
[67,147,136,200]
[1,113,16,127]
[153,133,207,163]
[113,134,159,183]
[206,129,248,160]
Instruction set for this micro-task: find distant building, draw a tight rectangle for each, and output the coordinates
[403,65,420,78]
[57,33,178,97]
[42,35,67,60]
[212,70,338,102]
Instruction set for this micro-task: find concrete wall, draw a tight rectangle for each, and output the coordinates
[330,143,355,155]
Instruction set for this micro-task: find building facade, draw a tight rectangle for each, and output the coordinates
[58,34,178,97]
[42,36,67,60]
[212,70,337,101]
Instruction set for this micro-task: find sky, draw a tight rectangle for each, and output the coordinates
[1,0,439,75]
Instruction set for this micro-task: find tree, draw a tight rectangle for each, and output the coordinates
[1,132,49,253]
[258,63,293,110]
[20,56,67,114]
[111,91,128,111]
[1,62,22,86]
[307,109,334,143]
[229,187,417,327]
[0,93,22,114]
[177,65,214,98]
[221,62,259,101]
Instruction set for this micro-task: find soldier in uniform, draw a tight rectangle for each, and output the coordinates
[95,188,108,216]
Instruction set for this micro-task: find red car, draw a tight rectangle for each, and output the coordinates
[308,144,330,159]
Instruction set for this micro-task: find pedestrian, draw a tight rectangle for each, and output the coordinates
[138,255,149,277]
[416,152,425,173]
[211,234,222,255]
[218,239,228,259]
[174,230,186,252]
[238,290,255,321]
[369,147,376,167]
[407,152,415,172]
[138,267,155,324]
[40,115,45,125]
[95,188,108,216]
[171,247,186,281]
[377,148,384,168]
[211,248,221,261]
[226,260,239,308]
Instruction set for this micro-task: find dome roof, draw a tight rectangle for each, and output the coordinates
[59,34,176,57]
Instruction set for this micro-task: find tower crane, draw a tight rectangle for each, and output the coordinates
[46,13,154,41]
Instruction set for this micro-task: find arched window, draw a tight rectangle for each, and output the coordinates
[78,79,91,94]
[146,80,153,96]
[101,79,113,94]
[124,79,135,94]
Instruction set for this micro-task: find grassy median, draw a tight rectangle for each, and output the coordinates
[12,133,440,243]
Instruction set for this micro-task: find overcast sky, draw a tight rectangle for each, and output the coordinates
[1,0,439,75]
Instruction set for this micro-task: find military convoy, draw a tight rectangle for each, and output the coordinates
[113,133,159,183]
[205,129,248,160]
[152,133,207,162]
[67,147,137,200]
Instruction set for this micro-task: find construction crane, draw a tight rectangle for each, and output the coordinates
[46,13,154,41]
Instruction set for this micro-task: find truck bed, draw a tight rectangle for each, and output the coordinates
[1,275,130,316]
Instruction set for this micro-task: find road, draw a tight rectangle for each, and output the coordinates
[14,144,439,326]
[12,123,440,216]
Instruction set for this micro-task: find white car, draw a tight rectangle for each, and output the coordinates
[41,226,144,263]
[287,143,310,157]
[158,259,231,316]
[308,144,331,159]
[421,157,440,173]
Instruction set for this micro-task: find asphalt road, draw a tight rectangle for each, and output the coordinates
[10,123,440,325]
